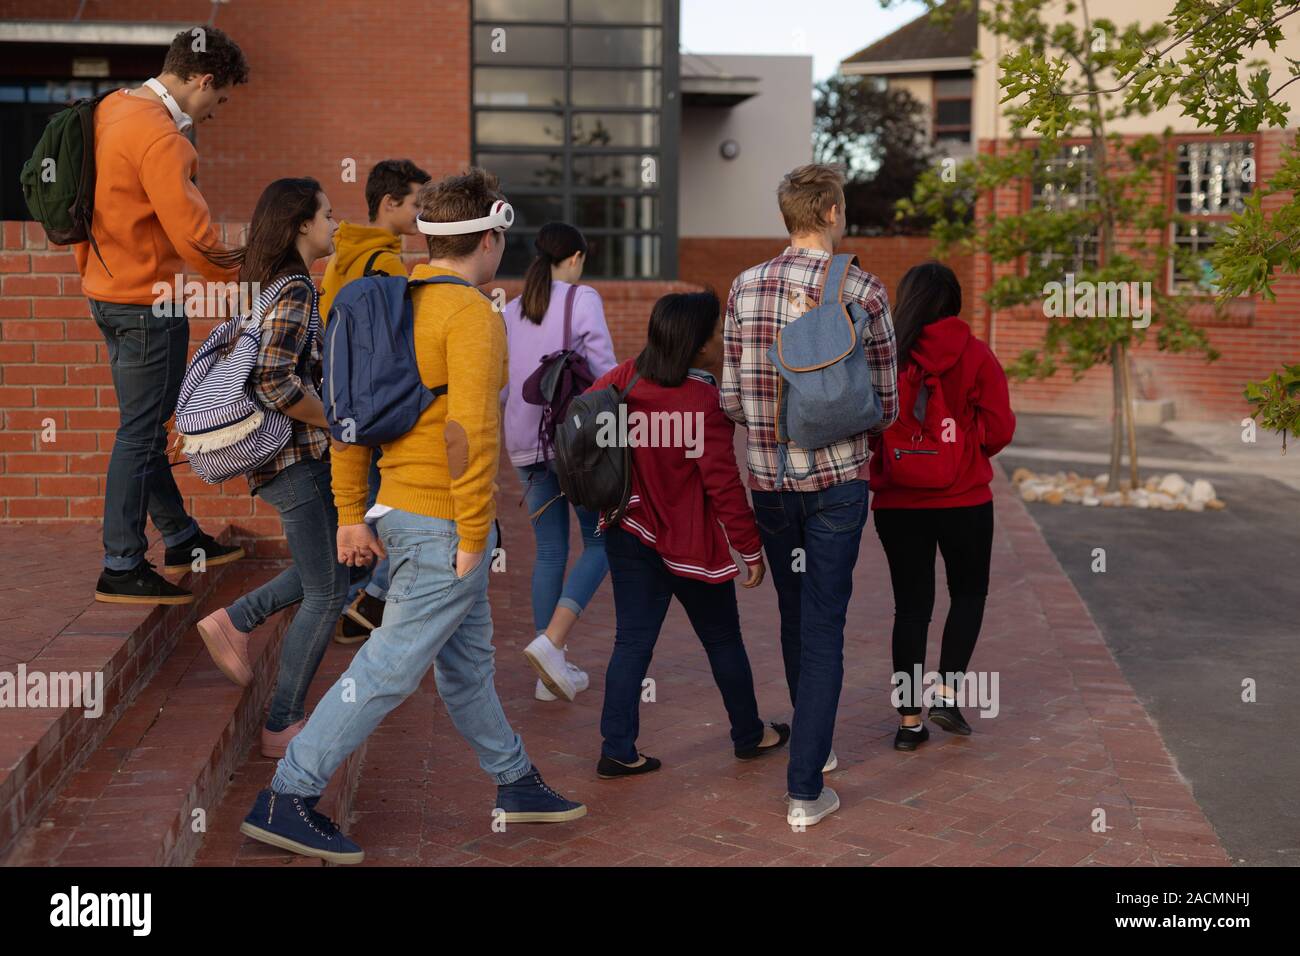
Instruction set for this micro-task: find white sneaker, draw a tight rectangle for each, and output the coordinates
[524,634,578,701]
[823,749,838,773]
[787,787,840,828]
[534,663,589,701]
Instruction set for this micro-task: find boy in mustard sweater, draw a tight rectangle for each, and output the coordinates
[319,159,431,644]
[239,169,586,864]
[85,27,250,607]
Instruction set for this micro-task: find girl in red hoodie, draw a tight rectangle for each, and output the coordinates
[590,291,790,779]
[868,262,1016,751]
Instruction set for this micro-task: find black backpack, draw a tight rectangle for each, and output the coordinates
[20,90,114,273]
[553,371,640,525]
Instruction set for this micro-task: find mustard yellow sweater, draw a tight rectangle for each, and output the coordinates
[331,264,506,553]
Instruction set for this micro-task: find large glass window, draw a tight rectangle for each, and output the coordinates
[471,0,677,278]
[1170,139,1254,294]
[1031,144,1100,277]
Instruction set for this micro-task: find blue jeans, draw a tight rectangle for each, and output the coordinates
[750,478,869,800]
[345,449,390,604]
[271,512,532,796]
[600,526,764,763]
[228,458,350,731]
[90,299,198,570]
[517,462,608,632]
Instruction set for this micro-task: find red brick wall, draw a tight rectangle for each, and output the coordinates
[0,0,473,223]
[971,129,1300,420]
[0,221,697,548]
[680,236,975,311]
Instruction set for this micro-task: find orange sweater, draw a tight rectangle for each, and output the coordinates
[73,89,235,305]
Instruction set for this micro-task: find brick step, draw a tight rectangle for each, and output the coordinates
[0,523,243,858]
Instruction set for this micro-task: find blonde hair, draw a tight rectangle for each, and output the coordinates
[777,164,846,235]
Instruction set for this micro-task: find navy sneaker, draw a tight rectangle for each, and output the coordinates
[239,789,364,864]
[495,769,587,823]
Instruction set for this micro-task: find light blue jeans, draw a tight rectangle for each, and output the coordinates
[516,461,609,633]
[271,510,532,796]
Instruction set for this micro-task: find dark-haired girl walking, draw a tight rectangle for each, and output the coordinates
[193,178,351,759]
[590,291,788,778]
[868,262,1016,751]
[503,223,617,702]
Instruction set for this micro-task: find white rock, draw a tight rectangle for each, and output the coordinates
[1191,479,1216,503]
[1095,474,1110,488]
[1082,496,1101,506]
[1148,492,1174,508]
[1186,500,1205,512]
[1158,473,1187,497]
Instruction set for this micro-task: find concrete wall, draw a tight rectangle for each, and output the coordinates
[679,54,813,238]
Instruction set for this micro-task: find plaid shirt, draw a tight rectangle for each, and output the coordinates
[248,276,329,493]
[721,246,898,492]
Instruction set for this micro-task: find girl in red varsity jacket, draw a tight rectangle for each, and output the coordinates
[588,291,790,779]
[868,262,1016,751]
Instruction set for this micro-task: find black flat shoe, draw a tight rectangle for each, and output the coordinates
[735,721,790,759]
[929,704,972,735]
[597,753,662,779]
[893,724,930,751]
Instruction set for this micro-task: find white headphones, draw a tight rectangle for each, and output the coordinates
[144,77,193,133]
[417,199,515,236]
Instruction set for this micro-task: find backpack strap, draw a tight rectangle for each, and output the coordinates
[404,274,475,402]
[362,249,390,277]
[821,253,858,306]
[78,91,117,277]
[562,284,578,350]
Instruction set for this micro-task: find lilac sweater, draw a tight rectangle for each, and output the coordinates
[502,281,618,467]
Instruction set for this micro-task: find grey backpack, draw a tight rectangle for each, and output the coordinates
[768,253,883,486]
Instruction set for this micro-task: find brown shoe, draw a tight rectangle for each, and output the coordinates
[195,607,253,686]
[335,592,383,645]
[262,719,307,759]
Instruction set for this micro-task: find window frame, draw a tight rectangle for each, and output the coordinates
[1165,133,1259,297]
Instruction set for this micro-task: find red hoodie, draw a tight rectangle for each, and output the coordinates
[869,316,1016,510]
[589,360,763,583]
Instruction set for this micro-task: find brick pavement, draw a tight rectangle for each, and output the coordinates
[220,467,1227,867]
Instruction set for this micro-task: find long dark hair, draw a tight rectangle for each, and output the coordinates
[635,291,720,388]
[202,177,323,287]
[893,261,962,367]
[520,221,588,324]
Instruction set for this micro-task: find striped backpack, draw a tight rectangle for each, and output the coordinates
[175,274,317,484]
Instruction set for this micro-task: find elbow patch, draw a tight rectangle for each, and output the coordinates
[445,420,469,479]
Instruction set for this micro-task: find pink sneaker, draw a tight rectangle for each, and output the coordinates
[261,719,307,759]
[196,608,253,687]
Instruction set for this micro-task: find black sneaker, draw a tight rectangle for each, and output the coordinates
[163,529,245,574]
[95,561,194,606]
[893,723,930,751]
[336,592,384,645]
[928,704,972,735]
[596,753,662,779]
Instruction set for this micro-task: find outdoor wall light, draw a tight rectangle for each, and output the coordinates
[720,139,740,161]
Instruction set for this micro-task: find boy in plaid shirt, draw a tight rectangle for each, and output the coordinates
[722,164,898,827]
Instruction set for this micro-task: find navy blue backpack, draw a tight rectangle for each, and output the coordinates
[322,272,475,446]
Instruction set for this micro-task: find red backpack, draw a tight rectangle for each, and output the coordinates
[879,363,966,490]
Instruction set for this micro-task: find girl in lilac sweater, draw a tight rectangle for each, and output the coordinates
[502,223,617,704]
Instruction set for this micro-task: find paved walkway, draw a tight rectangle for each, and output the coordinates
[312,467,1226,867]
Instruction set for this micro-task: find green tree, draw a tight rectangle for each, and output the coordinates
[814,75,938,235]
[886,0,1223,488]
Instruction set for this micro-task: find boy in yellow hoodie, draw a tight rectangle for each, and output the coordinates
[320,160,430,643]
[239,169,586,863]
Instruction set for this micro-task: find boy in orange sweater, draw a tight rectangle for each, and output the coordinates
[82,27,250,606]
[239,170,586,864]
[319,160,431,644]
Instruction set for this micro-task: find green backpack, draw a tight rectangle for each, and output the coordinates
[20,90,113,274]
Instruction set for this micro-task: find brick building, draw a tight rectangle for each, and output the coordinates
[844,1,1300,423]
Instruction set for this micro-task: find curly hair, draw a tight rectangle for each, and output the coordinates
[162,26,250,89]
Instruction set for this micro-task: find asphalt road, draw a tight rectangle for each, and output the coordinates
[1000,415,1299,866]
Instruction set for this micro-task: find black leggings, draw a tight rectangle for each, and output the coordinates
[873,501,994,716]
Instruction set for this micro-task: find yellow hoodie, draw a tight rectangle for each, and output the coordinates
[319,221,408,323]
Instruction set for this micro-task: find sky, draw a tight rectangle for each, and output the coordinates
[680,0,929,81]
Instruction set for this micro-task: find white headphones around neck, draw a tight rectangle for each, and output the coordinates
[144,77,193,133]
[416,199,514,236]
